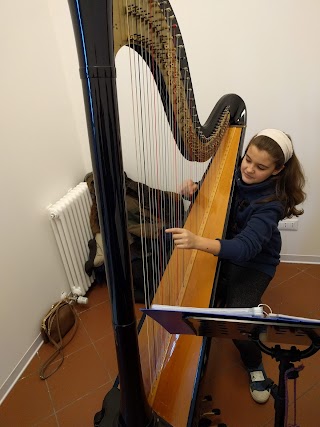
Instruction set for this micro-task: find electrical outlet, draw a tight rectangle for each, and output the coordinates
[278,219,299,231]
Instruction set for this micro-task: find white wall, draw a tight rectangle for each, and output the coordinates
[1,0,320,402]
[165,0,320,260]
[117,0,320,260]
[0,1,90,400]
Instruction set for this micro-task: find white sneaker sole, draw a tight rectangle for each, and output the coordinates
[250,388,271,404]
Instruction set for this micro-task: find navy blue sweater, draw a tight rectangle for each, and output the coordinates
[218,169,284,278]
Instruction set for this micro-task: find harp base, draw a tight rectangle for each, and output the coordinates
[94,386,171,427]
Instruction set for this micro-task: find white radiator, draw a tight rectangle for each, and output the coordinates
[48,182,94,296]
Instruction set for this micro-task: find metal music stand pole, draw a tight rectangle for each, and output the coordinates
[250,331,320,426]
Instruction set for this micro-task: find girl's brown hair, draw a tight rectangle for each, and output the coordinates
[248,135,306,218]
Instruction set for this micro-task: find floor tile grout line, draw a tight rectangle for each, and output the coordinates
[4,266,320,427]
[267,270,312,290]
[293,380,320,401]
[91,339,115,382]
[17,352,42,382]
[54,410,61,427]
[39,339,92,369]
[295,264,311,272]
[52,381,112,416]
[41,314,108,419]
[303,269,320,281]
[31,413,59,427]
[75,293,110,313]
[35,303,109,373]
[37,314,114,372]
[30,381,112,426]
[77,312,104,346]
[78,304,115,346]
[8,293,110,389]
[43,376,60,427]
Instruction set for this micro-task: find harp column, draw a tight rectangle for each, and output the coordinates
[67,1,165,426]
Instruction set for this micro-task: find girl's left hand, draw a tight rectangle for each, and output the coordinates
[165,228,198,249]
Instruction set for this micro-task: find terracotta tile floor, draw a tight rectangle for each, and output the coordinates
[0,263,320,426]
[196,263,320,427]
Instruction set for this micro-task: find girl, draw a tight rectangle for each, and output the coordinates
[166,129,306,404]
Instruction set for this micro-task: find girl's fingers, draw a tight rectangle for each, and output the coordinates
[165,228,183,234]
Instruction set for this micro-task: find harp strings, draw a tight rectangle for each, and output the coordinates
[126,0,166,385]
[124,0,213,392]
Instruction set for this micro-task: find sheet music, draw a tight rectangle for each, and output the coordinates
[149,304,320,324]
[266,313,320,324]
[150,304,265,317]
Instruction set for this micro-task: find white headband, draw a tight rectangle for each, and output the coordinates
[256,129,293,163]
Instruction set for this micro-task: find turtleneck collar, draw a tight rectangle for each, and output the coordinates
[235,168,277,197]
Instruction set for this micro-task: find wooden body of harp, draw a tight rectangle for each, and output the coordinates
[138,127,242,426]
[67,0,246,425]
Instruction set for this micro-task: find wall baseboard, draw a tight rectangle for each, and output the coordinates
[0,334,43,405]
[280,254,320,264]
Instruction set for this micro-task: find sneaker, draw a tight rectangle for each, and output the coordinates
[247,363,273,404]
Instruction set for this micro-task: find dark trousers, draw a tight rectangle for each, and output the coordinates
[217,261,272,369]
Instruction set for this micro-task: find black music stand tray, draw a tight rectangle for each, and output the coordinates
[142,307,320,427]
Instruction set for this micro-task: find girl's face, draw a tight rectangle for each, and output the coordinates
[240,144,284,185]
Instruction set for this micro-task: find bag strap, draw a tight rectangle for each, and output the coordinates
[39,301,78,380]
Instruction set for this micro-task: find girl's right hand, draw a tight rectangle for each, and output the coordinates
[179,179,198,198]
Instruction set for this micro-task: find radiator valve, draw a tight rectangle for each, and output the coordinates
[76,296,88,305]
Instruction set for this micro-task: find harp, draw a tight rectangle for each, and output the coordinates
[67,1,246,426]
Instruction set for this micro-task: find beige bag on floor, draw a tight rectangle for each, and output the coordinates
[39,299,78,379]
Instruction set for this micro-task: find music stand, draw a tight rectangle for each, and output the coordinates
[142,307,320,427]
